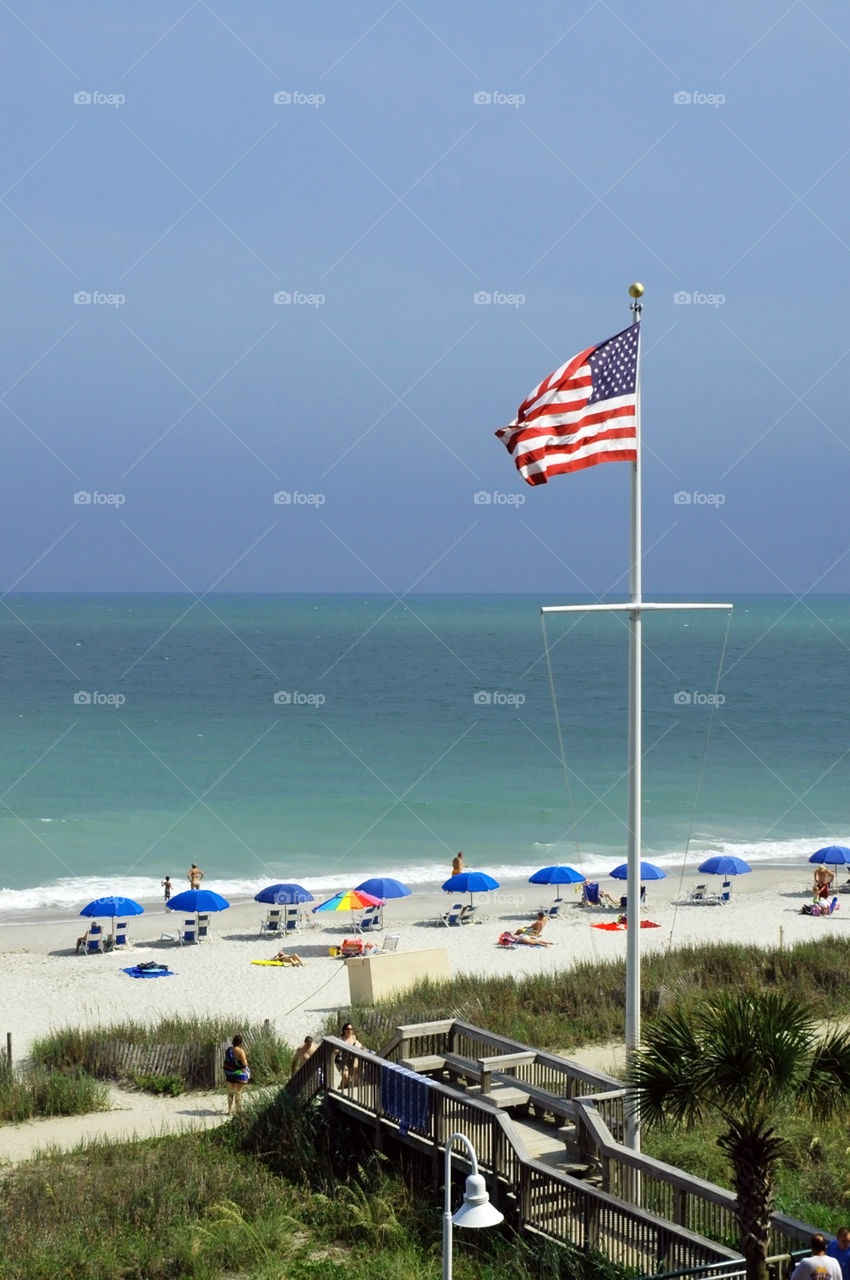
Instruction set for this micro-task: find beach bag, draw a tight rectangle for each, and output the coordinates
[801,903,816,915]
[341,938,363,955]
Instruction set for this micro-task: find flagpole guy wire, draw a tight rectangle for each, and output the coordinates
[540,284,733,1156]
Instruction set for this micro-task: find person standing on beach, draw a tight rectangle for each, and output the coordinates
[827,1227,850,1280]
[161,876,172,902]
[187,863,204,889]
[451,852,464,876]
[791,1235,842,1280]
[223,1033,250,1114]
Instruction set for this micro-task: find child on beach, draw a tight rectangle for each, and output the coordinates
[161,876,171,902]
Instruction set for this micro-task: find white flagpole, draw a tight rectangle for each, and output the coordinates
[624,282,644,1152]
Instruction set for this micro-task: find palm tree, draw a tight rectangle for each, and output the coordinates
[629,990,850,1280]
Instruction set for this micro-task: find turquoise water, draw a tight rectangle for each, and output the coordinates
[1,593,848,913]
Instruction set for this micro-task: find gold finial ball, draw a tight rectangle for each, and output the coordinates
[628,282,645,298]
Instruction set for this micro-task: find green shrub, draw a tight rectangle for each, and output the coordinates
[0,1066,108,1123]
[132,1072,184,1096]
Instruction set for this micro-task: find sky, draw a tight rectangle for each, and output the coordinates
[2,0,850,597]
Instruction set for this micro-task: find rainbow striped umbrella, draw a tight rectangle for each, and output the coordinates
[312,888,385,915]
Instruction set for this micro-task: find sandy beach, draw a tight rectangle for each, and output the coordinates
[2,866,847,1072]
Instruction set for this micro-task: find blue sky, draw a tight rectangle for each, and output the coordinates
[2,0,849,595]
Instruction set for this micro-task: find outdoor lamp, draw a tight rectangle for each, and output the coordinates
[442,1131,504,1280]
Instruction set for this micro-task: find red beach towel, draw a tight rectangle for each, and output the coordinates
[592,920,660,931]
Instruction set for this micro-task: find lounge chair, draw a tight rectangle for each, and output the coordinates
[112,921,129,948]
[375,933,399,954]
[284,905,300,932]
[259,908,282,935]
[618,886,647,911]
[438,903,464,926]
[581,882,601,907]
[197,914,210,942]
[355,905,383,934]
[687,883,721,905]
[178,918,197,945]
[82,925,104,955]
[543,900,562,920]
[459,904,478,925]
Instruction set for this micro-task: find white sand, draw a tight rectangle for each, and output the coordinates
[1,869,847,1164]
[1,868,845,1070]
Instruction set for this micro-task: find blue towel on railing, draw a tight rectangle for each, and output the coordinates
[380,1063,432,1135]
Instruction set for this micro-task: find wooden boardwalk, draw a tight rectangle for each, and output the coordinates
[290,1018,815,1278]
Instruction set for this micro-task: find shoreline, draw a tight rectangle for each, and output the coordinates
[2,868,847,1069]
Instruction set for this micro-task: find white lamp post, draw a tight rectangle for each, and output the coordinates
[442,1131,504,1280]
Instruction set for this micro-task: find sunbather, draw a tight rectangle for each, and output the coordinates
[271,950,304,966]
[516,912,554,946]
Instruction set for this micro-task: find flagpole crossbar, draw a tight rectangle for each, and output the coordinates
[541,603,733,615]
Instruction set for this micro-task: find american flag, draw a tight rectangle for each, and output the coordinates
[495,322,640,486]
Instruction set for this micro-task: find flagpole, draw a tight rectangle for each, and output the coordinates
[625,281,644,1153]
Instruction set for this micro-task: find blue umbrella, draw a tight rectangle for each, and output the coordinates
[609,862,666,881]
[167,889,230,914]
[529,865,585,885]
[355,877,412,900]
[809,846,850,866]
[698,855,752,876]
[80,896,144,918]
[254,882,314,905]
[441,870,499,907]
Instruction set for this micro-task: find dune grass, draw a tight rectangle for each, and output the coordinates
[324,938,850,1052]
[0,1098,625,1280]
[0,1064,109,1123]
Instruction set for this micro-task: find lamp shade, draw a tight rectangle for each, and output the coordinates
[451,1173,504,1229]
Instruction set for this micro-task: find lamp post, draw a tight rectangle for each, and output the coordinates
[442,1131,504,1280]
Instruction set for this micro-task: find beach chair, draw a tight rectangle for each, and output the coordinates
[720,880,732,903]
[178,918,197,945]
[376,933,399,954]
[687,883,720,905]
[284,905,300,932]
[544,899,563,920]
[459,904,478,925]
[355,905,383,934]
[438,903,464,926]
[83,924,104,955]
[581,883,601,907]
[259,908,282,935]
[619,886,647,912]
[197,914,210,942]
[112,921,129,948]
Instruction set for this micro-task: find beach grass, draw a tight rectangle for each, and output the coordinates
[31,1014,292,1087]
[0,1064,109,1123]
[325,938,850,1051]
[0,1102,625,1280]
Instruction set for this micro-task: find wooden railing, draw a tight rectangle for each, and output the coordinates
[293,1036,738,1274]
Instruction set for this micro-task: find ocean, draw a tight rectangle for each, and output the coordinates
[1,593,848,915]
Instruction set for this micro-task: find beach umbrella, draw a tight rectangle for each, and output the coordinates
[440,870,499,907]
[167,889,230,914]
[698,855,751,877]
[80,896,144,918]
[808,846,850,866]
[355,877,411,900]
[254,882,314,905]
[528,865,585,899]
[609,862,666,881]
[312,888,384,914]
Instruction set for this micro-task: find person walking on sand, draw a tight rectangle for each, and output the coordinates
[223,1033,250,1114]
[451,852,464,876]
[161,875,172,902]
[791,1234,842,1280]
[187,863,204,889]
